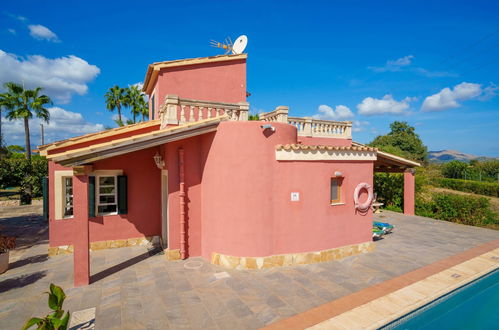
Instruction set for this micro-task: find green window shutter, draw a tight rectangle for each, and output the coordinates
[88,176,95,218]
[42,176,49,221]
[118,175,128,215]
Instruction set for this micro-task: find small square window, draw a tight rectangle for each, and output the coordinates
[331,178,342,204]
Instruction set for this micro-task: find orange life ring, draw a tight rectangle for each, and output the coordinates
[354,182,374,212]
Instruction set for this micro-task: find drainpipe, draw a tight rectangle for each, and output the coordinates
[179,148,187,259]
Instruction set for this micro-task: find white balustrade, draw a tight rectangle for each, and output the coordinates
[159,95,351,138]
[159,95,249,128]
[261,106,352,139]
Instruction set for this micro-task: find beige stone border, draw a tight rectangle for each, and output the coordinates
[165,249,181,261]
[211,241,375,270]
[308,248,499,329]
[276,148,377,161]
[48,236,160,256]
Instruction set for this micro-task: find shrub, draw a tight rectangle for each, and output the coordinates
[416,192,497,227]
[374,167,427,210]
[0,157,47,198]
[433,177,499,197]
[0,235,16,253]
[23,284,70,330]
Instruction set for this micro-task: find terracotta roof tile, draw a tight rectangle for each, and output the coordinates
[275,144,377,152]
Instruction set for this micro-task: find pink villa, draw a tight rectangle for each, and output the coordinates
[37,54,419,286]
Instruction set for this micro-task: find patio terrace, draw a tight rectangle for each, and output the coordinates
[0,209,498,329]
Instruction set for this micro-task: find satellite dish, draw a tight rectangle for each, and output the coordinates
[232,35,248,54]
[210,35,248,55]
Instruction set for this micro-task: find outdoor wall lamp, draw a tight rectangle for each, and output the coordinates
[334,171,343,177]
[153,152,165,169]
[261,124,276,132]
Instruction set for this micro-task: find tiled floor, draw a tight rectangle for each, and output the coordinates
[1,210,498,329]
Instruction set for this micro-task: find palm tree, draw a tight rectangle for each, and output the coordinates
[1,82,52,160]
[125,85,148,123]
[140,98,149,121]
[125,85,140,124]
[0,93,4,147]
[105,85,126,125]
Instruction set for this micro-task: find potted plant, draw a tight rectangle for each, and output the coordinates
[0,234,16,274]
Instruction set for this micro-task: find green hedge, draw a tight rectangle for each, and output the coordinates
[433,177,499,197]
[0,156,48,198]
[416,192,497,227]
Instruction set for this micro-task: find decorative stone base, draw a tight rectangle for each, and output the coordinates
[48,236,160,256]
[211,241,375,270]
[0,200,20,207]
[165,249,181,261]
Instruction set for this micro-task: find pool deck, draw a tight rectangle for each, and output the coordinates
[268,242,499,329]
[1,209,498,329]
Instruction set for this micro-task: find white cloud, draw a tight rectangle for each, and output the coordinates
[352,120,370,132]
[7,28,16,35]
[357,94,413,115]
[2,107,104,147]
[312,104,354,120]
[480,83,498,101]
[421,82,488,111]
[0,50,100,104]
[369,55,455,77]
[415,67,457,78]
[369,55,414,72]
[5,13,27,22]
[28,24,60,42]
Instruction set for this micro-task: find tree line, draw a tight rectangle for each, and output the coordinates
[368,121,497,228]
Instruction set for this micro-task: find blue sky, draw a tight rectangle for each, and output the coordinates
[1,0,498,156]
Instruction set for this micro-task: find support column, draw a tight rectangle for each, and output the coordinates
[73,174,90,286]
[404,169,415,216]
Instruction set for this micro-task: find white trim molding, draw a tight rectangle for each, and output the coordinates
[276,148,377,161]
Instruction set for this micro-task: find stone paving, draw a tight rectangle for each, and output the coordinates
[1,209,498,329]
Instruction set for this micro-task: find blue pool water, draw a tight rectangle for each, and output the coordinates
[384,268,499,330]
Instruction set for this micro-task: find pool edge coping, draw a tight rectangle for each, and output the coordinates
[262,238,499,330]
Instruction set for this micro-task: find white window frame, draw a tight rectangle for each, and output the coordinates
[96,175,118,216]
[54,170,74,220]
[92,170,123,216]
[63,176,74,218]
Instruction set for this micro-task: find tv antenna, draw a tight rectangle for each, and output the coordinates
[210,35,248,55]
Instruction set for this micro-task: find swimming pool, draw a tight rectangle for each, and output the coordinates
[382,268,499,329]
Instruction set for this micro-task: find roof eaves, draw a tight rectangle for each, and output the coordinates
[48,116,228,166]
[37,120,161,155]
[275,144,377,152]
[352,141,420,167]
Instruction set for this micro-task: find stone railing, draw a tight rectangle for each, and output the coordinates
[160,94,249,128]
[260,107,352,139]
[260,106,289,123]
[288,117,352,139]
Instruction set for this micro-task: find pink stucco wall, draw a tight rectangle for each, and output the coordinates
[149,59,247,119]
[404,170,415,215]
[48,121,372,262]
[48,147,162,247]
[161,134,214,257]
[199,121,373,260]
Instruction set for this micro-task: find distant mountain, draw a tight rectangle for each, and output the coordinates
[428,150,498,163]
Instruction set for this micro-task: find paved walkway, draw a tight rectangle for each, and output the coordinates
[0,210,498,329]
